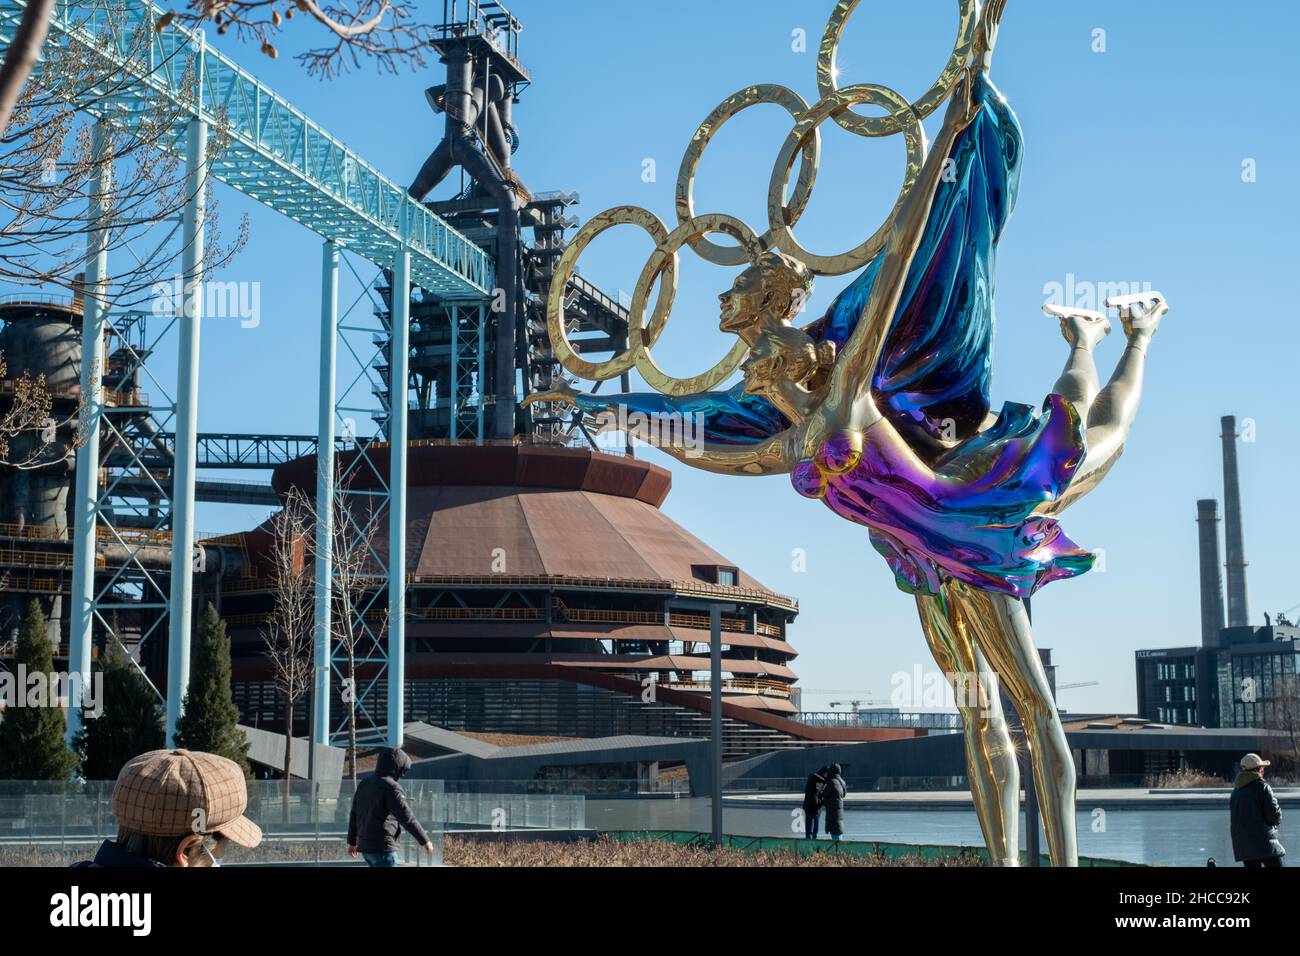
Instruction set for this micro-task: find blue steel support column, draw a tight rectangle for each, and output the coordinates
[476,303,486,443]
[66,121,112,746]
[449,305,459,447]
[166,113,208,746]
[313,240,340,747]
[387,247,411,745]
[710,604,723,847]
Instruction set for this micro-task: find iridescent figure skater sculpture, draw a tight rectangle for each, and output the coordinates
[526,0,1168,866]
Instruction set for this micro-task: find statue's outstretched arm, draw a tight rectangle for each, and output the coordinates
[653,430,796,476]
[827,0,1007,417]
[828,74,980,415]
[523,384,798,476]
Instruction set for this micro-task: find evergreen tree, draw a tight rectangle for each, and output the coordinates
[0,600,79,779]
[173,603,250,773]
[73,640,164,780]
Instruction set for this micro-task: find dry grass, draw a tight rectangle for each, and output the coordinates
[455,732,577,747]
[655,765,690,782]
[1145,767,1300,789]
[442,835,980,867]
[1144,769,1228,789]
[2,835,981,867]
[0,845,95,867]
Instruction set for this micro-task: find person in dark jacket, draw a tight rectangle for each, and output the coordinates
[1229,753,1286,868]
[820,763,847,843]
[347,747,434,867]
[802,767,828,839]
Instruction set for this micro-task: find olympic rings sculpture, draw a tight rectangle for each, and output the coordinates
[546,0,979,397]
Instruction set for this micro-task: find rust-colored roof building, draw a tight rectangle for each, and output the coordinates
[217,443,831,753]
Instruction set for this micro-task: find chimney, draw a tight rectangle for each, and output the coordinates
[1220,416,1250,627]
[1196,499,1226,647]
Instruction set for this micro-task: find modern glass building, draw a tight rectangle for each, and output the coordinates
[1136,624,1300,729]
[1134,647,1208,727]
[1214,625,1300,729]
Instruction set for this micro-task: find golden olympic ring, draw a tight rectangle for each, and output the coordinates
[630,214,765,396]
[767,84,924,276]
[545,209,762,394]
[817,0,978,138]
[675,84,819,268]
[546,206,672,382]
[545,1,981,396]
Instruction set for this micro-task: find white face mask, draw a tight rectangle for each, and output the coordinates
[191,840,222,867]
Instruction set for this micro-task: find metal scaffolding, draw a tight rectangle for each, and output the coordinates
[0,0,494,297]
[314,250,409,747]
[4,0,643,749]
[449,301,487,443]
[0,0,494,746]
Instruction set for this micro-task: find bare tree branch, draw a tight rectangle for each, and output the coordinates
[0,14,246,469]
[301,0,389,39]
[1264,673,1300,771]
[0,0,54,137]
[164,1,433,78]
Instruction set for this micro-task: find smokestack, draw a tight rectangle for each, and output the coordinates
[1196,499,1226,647]
[1220,416,1250,627]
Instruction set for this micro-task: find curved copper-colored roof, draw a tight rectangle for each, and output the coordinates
[274,442,672,506]
[270,443,787,600]
[230,443,801,718]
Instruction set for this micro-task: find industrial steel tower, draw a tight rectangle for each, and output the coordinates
[0,0,635,751]
[403,0,631,443]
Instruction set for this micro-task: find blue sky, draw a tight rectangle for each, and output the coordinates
[166,1,1298,714]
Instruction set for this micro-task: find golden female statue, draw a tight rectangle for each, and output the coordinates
[527,0,1168,866]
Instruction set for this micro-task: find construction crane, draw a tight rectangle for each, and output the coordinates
[805,690,893,708]
[1272,601,1299,626]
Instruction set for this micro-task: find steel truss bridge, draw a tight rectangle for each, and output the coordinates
[0,0,500,748]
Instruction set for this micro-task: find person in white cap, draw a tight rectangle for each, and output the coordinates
[1229,753,1285,868]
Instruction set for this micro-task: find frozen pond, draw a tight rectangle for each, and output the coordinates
[588,795,1298,867]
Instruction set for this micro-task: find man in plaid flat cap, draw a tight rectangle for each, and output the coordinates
[75,749,263,868]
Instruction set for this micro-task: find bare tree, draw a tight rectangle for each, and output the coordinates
[164,1,435,78]
[1,0,429,465]
[0,14,245,469]
[0,0,54,136]
[286,473,385,781]
[0,350,56,467]
[0,0,436,133]
[322,482,386,782]
[1265,673,1300,773]
[0,19,246,304]
[262,486,314,805]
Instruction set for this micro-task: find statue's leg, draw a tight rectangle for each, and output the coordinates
[1041,296,1166,516]
[1048,308,1109,419]
[948,582,1079,866]
[915,588,1020,866]
[1085,299,1164,435]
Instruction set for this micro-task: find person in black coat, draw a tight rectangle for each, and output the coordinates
[820,763,848,843]
[802,767,828,839]
[347,747,434,866]
[1229,753,1286,867]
